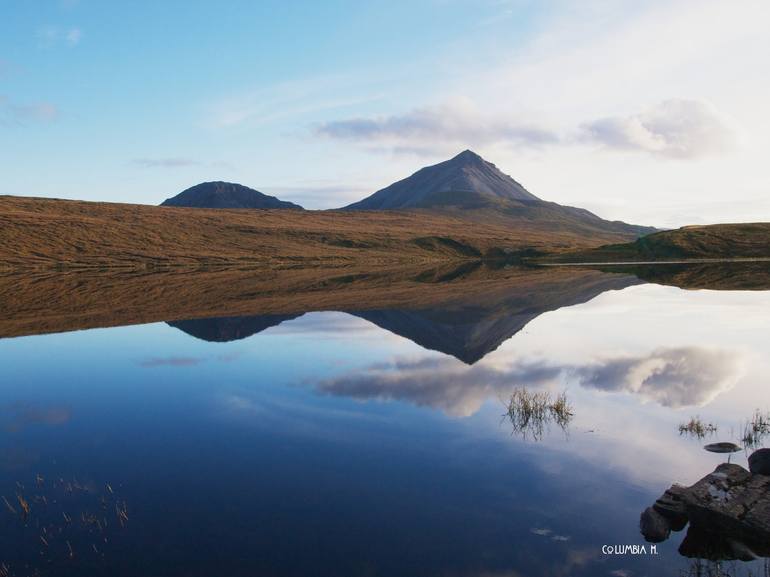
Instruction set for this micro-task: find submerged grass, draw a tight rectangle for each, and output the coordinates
[504,388,573,441]
[741,409,770,450]
[680,408,770,454]
[678,416,718,439]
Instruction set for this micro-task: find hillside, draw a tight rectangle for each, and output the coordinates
[546,223,770,263]
[0,195,647,271]
[0,263,637,343]
[345,150,655,238]
[161,181,303,209]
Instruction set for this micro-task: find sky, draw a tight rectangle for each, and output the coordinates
[1,0,769,227]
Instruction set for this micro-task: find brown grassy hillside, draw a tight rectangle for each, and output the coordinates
[0,196,644,270]
[544,223,770,263]
[0,264,635,339]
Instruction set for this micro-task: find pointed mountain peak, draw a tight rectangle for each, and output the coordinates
[451,149,484,163]
[345,151,538,210]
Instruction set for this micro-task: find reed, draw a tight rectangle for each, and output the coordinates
[504,388,574,440]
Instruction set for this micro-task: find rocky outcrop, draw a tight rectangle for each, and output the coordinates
[641,458,770,560]
[749,448,770,475]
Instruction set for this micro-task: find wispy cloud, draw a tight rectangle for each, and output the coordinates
[580,99,735,159]
[205,75,383,129]
[65,27,82,45]
[1,402,71,432]
[0,96,60,125]
[131,157,202,168]
[315,97,559,155]
[36,25,83,48]
[138,356,204,367]
[316,96,735,160]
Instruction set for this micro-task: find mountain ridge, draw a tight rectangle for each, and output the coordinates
[344,150,655,238]
[161,181,303,210]
[345,149,539,210]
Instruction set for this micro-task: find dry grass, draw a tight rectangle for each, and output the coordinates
[0,264,637,339]
[742,409,770,450]
[678,416,718,439]
[595,262,770,291]
[504,388,574,440]
[0,195,643,271]
[546,223,770,263]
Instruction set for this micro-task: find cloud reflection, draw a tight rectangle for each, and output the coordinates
[139,357,204,367]
[317,356,560,417]
[315,347,743,415]
[574,347,743,408]
[1,402,71,432]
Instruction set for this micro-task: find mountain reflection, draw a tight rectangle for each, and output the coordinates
[168,313,303,342]
[4,261,770,343]
[163,266,641,363]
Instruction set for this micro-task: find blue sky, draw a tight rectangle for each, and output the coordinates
[2,0,769,226]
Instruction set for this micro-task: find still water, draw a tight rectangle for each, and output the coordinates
[1,266,769,576]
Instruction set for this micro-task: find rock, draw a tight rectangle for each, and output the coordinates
[643,462,770,560]
[640,507,671,543]
[749,448,770,475]
[704,442,741,454]
[678,525,758,561]
[652,485,688,531]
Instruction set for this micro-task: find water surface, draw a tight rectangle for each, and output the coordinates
[1,265,769,576]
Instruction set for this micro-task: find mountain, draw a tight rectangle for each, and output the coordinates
[346,150,538,209]
[168,313,302,342]
[350,269,641,364]
[161,181,303,209]
[160,266,641,364]
[345,150,655,238]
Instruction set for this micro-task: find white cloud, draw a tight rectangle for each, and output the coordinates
[65,27,82,46]
[574,347,744,408]
[36,25,83,48]
[316,97,559,155]
[316,97,735,160]
[302,0,770,222]
[580,99,734,159]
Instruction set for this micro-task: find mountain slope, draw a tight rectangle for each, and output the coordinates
[168,313,303,342]
[346,150,537,209]
[345,150,655,239]
[155,266,641,364]
[1,196,650,271]
[351,269,640,363]
[161,181,303,209]
[544,223,770,262]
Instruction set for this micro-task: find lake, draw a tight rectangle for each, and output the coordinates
[1,264,769,576]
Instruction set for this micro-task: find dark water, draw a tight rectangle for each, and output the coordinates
[1,267,769,576]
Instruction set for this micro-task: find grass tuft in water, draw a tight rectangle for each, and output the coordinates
[678,416,718,439]
[504,388,573,441]
[741,409,770,450]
